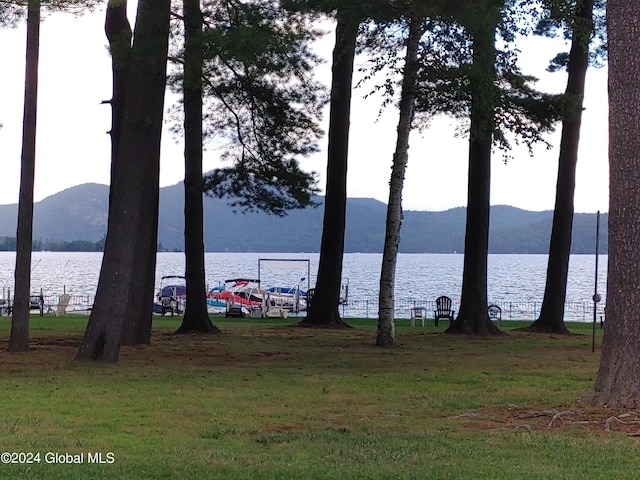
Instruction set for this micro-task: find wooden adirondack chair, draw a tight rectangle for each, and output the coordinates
[488,304,502,325]
[433,296,454,327]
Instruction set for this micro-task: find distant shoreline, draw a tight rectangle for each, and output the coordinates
[0,183,608,254]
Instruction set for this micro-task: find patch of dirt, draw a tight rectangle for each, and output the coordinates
[451,404,640,437]
[266,423,308,433]
[0,328,297,369]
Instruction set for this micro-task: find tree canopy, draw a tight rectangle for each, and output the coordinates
[167,0,327,216]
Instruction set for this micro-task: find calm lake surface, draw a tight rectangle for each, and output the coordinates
[0,252,607,321]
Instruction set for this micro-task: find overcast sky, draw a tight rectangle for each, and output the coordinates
[0,6,609,214]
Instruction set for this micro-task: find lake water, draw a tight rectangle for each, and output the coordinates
[0,252,607,322]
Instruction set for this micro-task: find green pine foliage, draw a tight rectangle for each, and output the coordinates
[0,3,24,26]
[356,1,565,159]
[168,0,327,216]
[535,0,606,72]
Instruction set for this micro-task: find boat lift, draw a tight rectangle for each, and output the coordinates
[258,258,311,314]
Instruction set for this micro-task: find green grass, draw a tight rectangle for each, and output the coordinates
[0,315,631,479]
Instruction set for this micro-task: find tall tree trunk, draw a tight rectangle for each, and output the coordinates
[116,0,163,346]
[593,0,640,408]
[103,0,144,346]
[176,0,220,334]
[76,0,171,362]
[299,11,357,328]
[9,0,40,353]
[131,199,160,344]
[377,17,421,347]
[526,0,595,335]
[101,0,159,347]
[104,0,131,170]
[448,7,500,335]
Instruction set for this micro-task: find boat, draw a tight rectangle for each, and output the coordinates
[265,278,307,313]
[207,278,307,318]
[207,278,264,317]
[154,275,186,316]
[205,287,227,314]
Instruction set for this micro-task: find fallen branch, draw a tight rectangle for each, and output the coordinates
[548,410,576,428]
[604,413,640,432]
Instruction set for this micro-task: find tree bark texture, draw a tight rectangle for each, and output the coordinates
[76,0,171,362]
[299,11,357,328]
[377,17,421,347]
[103,1,159,346]
[593,0,640,407]
[448,7,500,335]
[10,0,40,353]
[102,0,155,347]
[130,199,160,344]
[176,0,220,334]
[527,0,594,335]
[104,0,131,171]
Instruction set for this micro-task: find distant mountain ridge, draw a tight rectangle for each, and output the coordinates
[0,183,608,254]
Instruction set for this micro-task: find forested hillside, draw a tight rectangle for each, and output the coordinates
[0,183,607,253]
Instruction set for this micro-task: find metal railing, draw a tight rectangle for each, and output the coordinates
[0,293,94,315]
[0,291,605,323]
[340,298,605,323]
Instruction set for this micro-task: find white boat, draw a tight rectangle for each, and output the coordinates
[264,286,306,313]
[154,275,186,316]
[206,278,307,318]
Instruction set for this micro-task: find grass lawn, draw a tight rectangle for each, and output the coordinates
[0,315,634,479]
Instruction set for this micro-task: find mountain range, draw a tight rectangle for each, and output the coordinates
[0,182,608,254]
